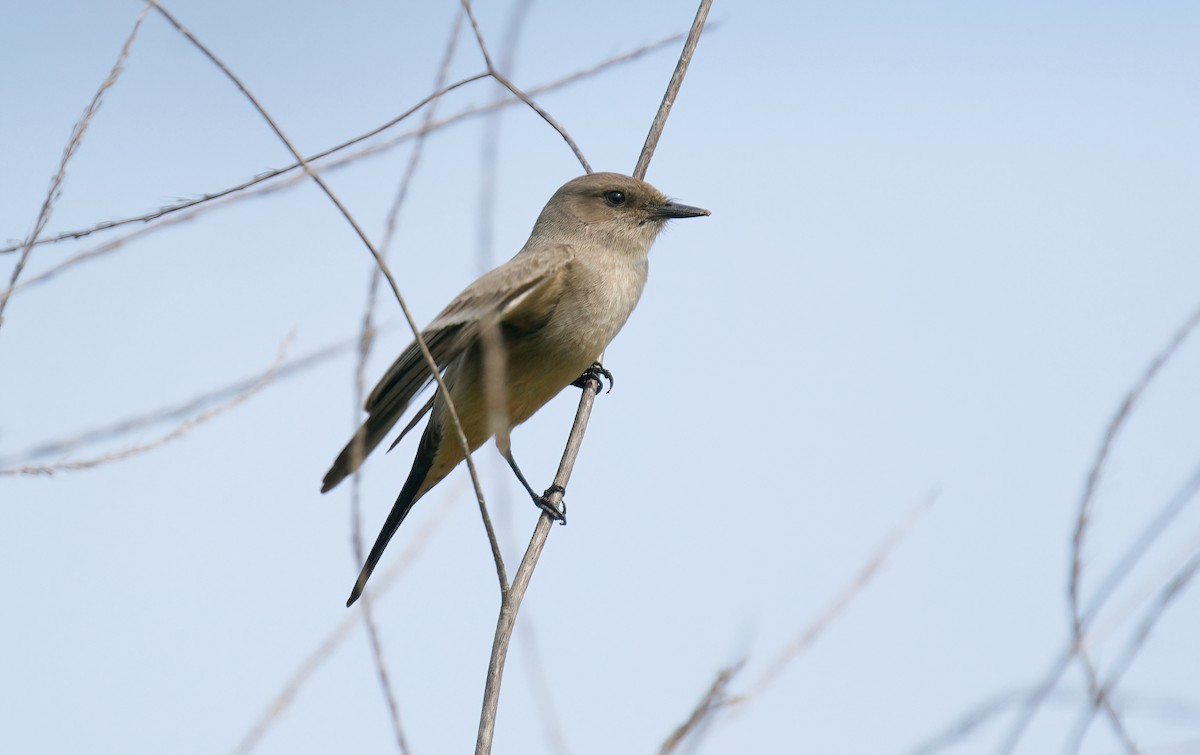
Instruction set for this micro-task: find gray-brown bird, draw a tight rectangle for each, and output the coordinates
[324,172,708,606]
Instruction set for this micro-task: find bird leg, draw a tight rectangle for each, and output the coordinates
[501,447,567,524]
[572,361,613,394]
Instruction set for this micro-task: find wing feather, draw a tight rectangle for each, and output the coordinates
[321,244,573,492]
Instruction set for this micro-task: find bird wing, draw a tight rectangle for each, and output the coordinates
[321,244,574,492]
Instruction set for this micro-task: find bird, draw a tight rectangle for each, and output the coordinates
[323,172,709,606]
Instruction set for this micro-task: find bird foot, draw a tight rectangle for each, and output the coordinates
[537,484,568,525]
[572,362,613,394]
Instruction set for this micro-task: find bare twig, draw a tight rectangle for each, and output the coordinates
[472,8,577,752]
[2,31,691,284]
[475,0,535,273]
[1064,537,1200,754]
[908,687,1080,755]
[357,597,411,755]
[473,4,714,751]
[633,0,712,181]
[0,334,359,467]
[1,334,291,476]
[230,500,456,755]
[0,71,488,255]
[1082,462,1200,639]
[654,491,933,755]
[1069,300,1200,643]
[749,491,935,698]
[347,13,466,753]
[912,686,1200,755]
[1002,298,1200,754]
[658,663,745,755]
[476,382,600,755]
[10,201,207,293]
[0,4,150,329]
[473,0,537,549]
[147,1,500,592]
[458,0,591,174]
[1000,460,1200,753]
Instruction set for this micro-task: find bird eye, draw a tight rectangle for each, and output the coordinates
[604,190,626,206]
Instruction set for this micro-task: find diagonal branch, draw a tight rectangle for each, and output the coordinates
[0,3,150,330]
[1065,298,1200,754]
[633,0,712,180]
[349,12,466,754]
[146,1,504,592]
[458,0,591,174]
[658,491,934,755]
[0,72,487,256]
[999,297,1200,755]
[473,3,715,753]
[658,663,745,755]
[230,500,456,755]
[1,334,292,476]
[2,30,692,264]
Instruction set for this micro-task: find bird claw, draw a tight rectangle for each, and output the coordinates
[572,362,614,394]
[537,484,568,525]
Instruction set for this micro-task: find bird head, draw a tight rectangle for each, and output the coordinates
[533,172,709,252]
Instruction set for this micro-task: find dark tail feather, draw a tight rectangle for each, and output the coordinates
[346,422,440,607]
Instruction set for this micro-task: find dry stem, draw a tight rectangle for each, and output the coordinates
[1,334,291,476]
[633,0,712,181]
[2,32,690,268]
[472,3,715,752]
[147,1,502,590]
[0,4,149,329]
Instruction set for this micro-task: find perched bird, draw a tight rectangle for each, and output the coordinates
[324,172,709,606]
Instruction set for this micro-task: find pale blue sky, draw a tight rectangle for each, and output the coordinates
[3,2,1200,754]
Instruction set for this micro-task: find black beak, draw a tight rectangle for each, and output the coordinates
[652,200,710,219]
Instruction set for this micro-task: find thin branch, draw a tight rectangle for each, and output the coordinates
[632,0,712,181]
[473,3,715,751]
[2,31,691,268]
[460,0,495,71]
[475,0,534,273]
[909,687,1085,755]
[148,1,498,594]
[489,69,592,174]
[658,663,745,755]
[350,6,467,512]
[913,686,1200,755]
[1081,461,1200,637]
[347,14,466,753]
[357,597,411,755]
[1,334,291,476]
[997,468,1200,755]
[458,0,591,174]
[1064,539,1200,754]
[230,500,455,755]
[0,4,150,329]
[748,490,936,699]
[475,380,600,755]
[1069,296,1200,652]
[654,491,933,755]
[474,10,574,752]
[1068,301,1200,755]
[1001,298,1200,753]
[0,334,357,467]
[10,201,208,293]
[0,71,488,255]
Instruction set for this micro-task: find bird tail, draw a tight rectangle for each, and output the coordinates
[345,421,440,607]
[322,416,391,494]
